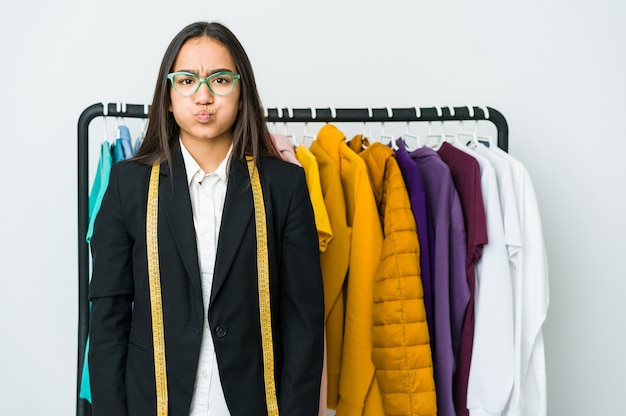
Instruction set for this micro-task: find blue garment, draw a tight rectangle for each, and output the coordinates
[133,132,144,155]
[112,125,133,162]
[119,125,134,159]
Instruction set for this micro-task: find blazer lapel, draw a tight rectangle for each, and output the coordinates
[211,158,253,304]
[160,147,202,295]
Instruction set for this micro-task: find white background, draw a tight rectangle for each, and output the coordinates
[1,1,625,414]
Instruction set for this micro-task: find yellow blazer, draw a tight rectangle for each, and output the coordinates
[309,137,349,409]
[313,125,384,415]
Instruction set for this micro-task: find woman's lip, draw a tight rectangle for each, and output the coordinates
[196,111,211,122]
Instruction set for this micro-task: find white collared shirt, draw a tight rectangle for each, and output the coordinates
[180,139,232,416]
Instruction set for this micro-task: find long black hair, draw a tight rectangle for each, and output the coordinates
[133,21,278,168]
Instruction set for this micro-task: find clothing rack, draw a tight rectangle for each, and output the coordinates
[76,102,509,416]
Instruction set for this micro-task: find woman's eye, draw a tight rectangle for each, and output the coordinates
[212,76,232,85]
[179,77,196,85]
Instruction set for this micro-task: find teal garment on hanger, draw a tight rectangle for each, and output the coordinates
[82,126,134,402]
[79,328,92,402]
[86,141,113,243]
[82,126,135,402]
[112,139,126,163]
[81,139,114,402]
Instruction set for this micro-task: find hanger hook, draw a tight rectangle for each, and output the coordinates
[103,114,108,142]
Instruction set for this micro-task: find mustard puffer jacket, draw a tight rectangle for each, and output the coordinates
[348,136,438,416]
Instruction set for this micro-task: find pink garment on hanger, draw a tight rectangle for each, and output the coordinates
[319,329,328,416]
[271,133,301,166]
[273,132,326,415]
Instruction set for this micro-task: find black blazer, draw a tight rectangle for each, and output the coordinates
[88,146,324,416]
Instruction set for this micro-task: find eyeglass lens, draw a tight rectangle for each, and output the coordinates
[171,72,238,96]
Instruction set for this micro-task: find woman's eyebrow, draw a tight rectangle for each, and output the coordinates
[174,68,235,75]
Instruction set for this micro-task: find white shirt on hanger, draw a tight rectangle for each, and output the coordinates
[181,139,232,416]
[475,143,523,261]
[489,146,549,416]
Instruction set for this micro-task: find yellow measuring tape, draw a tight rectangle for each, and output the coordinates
[246,156,279,416]
[146,158,279,416]
[147,163,168,416]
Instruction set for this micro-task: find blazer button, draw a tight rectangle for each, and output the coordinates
[215,325,227,338]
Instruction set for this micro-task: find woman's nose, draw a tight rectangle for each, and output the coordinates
[194,81,214,103]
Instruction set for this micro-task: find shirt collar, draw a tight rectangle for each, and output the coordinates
[179,138,232,186]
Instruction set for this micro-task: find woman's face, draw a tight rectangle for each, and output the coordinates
[169,36,241,147]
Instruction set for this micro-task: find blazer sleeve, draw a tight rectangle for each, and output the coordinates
[277,167,325,415]
[88,165,134,416]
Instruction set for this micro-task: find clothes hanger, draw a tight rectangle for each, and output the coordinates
[476,106,494,148]
[356,108,374,149]
[102,102,109,143]
[379,107,396,149]
[300,107,317,146]
[284,108,298,147]
[361,120,374,144]
[454,106,478,148]
[443,106,460,145]
[133,104,150,154]
[400,106,421,151]
[424,106,455,150]
[363,108,374,141]
[269,107,281,134]
[263,107,272,133]
[401,123,420,151]
[281,123,298,149]
[455,106,493,148]
[326,107,336,125]
[115,102,127,133]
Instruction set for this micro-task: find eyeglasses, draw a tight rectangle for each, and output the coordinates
[167,71,241,97]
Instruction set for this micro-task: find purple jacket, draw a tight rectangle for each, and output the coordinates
[395,139,435,337]
[409,146,469,416]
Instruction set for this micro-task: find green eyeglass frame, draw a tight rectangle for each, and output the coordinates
[167,71,241,96]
